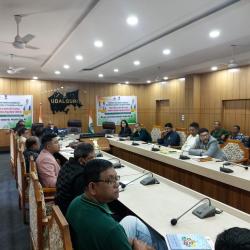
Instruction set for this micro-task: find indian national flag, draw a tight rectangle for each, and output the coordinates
[88,111,94,134]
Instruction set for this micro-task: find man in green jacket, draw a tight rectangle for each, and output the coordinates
[211,121,229,144]
[66,159,167,250]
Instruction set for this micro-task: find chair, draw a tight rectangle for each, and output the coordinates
[31,123,44,136]
[17,150,29,224]
[221,139,249,163]
[97,137,110,151]
[101,121,116,134]
[151,126,162,143]
[48,206,73,250]
[176,129,187,147]
[67,119,82,134]
[10,130,18,178]
[29,172,49,250]
[30,156,56,201]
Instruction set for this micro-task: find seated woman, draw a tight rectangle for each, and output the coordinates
[118,120,132,137]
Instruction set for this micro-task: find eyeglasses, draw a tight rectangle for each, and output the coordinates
[95,175,120,185]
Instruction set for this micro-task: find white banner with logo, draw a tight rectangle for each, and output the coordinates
[96,96,137,126]
[0,95,33,129]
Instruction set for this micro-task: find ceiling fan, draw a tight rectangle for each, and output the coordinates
[218,45,238,69]
[0,15,39,50]
[6,54,25,74]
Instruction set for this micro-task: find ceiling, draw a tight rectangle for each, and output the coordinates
[0,0,250,84]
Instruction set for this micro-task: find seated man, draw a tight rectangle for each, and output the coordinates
[157,123,180,147]
[44,122,59,135]
[55,143,95,215]
[36,133,60,187]
[229,125,246,142]
[130,123,152,143]
[211,121,229,144]
[23,136,40,173]
[66,159,167,250]
[189,128,227,160]
[215,227,250,250]
[181,122,199,152]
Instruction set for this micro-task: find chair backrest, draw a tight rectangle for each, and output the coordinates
[48,205,73,250]
[67,120,82,134]
[221,139,249,163]
[17,150,29,222]
[97,138,110,151]
[10,130,18,178]
[151,126,162,143]
[30,155,38,174]
[102,121,116,134]
[29,172,48,250]
[176,130,187,146]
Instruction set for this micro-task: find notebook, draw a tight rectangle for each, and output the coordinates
[166,234,212,250]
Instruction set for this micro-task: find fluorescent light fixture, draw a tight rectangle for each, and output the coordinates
[114,68,119,72]
[179,77,185,81]
[211,66,218,71]
[54,71,61,75]
[75,54,83,61]
[125,81,129,84]
[63,64,70,69]
[160,81,166,84]
[228,68,239,73]
[133,60,140,66]
[209,30,220,38]
[94,40,103,48]
[32,76,38,80]
[162,49,171,55]
[147,80,151,83]
[98,73,104,78]
[163,76,168,80]
[126,15,138,26]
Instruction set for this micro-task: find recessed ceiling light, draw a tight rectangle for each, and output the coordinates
[32,76,38,80]
[228,68,239,73]
[63,64,70,69]
[209,30,220,38]
[126,15,138,26]
[211,66,218,71]
[94,40,103,48]
[163,76,168,80]
[147,80,151,83]
[179,77,185,81]
[133,60,140,66]
[98,73,104,78]
[61,86,64,89]
[75,54,83,61]
[114,68,119,73]
[54,71,61,75]
[160,81,166,85]
[162,49,171,55]
[125,81,129,84]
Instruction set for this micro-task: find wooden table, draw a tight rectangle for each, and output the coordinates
[108,138,250,214]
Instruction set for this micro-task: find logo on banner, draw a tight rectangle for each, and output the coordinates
[48,90,82,114]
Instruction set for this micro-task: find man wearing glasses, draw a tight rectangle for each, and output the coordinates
[66,159,167,250]
[189,128,227,160]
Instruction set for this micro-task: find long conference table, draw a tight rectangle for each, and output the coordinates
[59,137,250,246]
[107,138,250,214]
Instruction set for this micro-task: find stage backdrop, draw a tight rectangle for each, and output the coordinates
[96,96,137,126]
[0,95,33,129]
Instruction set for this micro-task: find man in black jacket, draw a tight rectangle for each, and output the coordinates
[55,142,95,215]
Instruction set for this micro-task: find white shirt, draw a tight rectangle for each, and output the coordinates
[181,134,199,152]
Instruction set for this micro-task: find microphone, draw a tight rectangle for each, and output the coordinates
[132,140,140,146]
[225,161,248,170]
[119,172,151,189]
[107,157,124,169]
[170,197,216,226]
[220,163,234,173]
[151,144,160,151]
[179,150,191,160]
[95,149,103,157]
